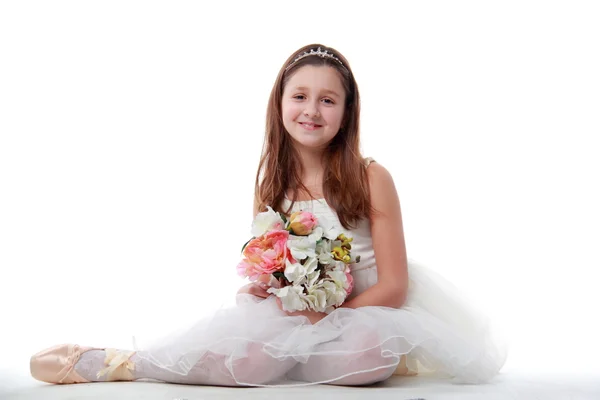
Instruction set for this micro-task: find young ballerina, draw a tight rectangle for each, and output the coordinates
[30,43,507,387]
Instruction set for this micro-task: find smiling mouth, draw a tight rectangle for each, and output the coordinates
[299,122,322,130]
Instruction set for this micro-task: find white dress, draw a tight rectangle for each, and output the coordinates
[132,174,508,387]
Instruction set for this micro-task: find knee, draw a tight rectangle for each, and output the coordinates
[326,345,398,386]
[231,342,296,385]
[330,364,396,386]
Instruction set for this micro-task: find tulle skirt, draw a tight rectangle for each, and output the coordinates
[132,259,508,387]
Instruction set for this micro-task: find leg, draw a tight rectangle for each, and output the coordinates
[31,342,296,386]
[288,343,399,386]
[285,325,408,386]
[133,341,297,386]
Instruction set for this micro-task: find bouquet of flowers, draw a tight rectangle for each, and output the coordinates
[237,206,360,314]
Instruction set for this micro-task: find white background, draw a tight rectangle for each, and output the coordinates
[1,0,598,384]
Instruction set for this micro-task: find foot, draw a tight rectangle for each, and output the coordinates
[30,344,136,384]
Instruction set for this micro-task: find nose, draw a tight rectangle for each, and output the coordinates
[303,102,320,118]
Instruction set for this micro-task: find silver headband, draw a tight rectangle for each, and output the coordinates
[285,46,347,71]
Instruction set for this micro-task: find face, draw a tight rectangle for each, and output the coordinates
[281,65,346,152]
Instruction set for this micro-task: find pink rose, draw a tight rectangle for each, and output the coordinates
[237,230,290,281]
[345,271,354,295]
[289,211,318,236]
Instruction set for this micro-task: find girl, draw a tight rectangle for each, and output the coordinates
[30,44,507,387]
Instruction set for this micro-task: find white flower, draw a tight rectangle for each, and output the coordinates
[316,239,334,265]
[317,215,342,240]
[307,226,324,242]
[287,234,317,261]
[305,285,328,312]
[305,268,321,288]
[331,260,348,272]
[251,206,285,237]
[327,270,348,288]
[267,285,307,312]
[320,279,348,307]
[283,258,304,284]
[284,256,318,284]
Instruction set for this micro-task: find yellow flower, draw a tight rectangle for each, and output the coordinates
[332,246,351,263]
[337,233,353,250]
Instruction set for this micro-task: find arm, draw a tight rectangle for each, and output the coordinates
[339,162,409,310]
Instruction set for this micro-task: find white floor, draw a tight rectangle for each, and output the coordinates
[2,368,599,400]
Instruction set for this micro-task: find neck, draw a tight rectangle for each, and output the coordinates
[296,148,325,181]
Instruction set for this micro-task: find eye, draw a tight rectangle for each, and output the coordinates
[322,98,335,105]
[293,95,305,100]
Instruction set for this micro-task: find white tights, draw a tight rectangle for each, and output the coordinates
[74,344,398,386]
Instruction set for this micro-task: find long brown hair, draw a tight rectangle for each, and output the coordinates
[254,43,376,230]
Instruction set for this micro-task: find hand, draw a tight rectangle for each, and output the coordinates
[237,280,271,299]
[275,297,327,325]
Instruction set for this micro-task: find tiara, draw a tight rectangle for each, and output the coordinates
[286,46,347,71]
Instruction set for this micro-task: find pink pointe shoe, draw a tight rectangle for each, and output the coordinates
[30,343,136,384]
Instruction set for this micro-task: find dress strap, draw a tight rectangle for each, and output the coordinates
[363,157,375,167]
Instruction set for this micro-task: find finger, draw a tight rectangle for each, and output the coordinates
[254,281,268,290]
[249,284,270,298]
[257,274,271,285]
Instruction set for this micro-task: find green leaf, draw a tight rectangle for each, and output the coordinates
[241,237,254,254]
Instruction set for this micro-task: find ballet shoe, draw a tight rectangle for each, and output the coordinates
[30,343,137,384]
[393,354,418,376]
[30,343,96,384]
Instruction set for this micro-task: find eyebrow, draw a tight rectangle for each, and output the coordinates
[293,86,341,98]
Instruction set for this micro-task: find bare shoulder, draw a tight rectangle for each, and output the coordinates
[365,160,394,184]
[365,161,400,216]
